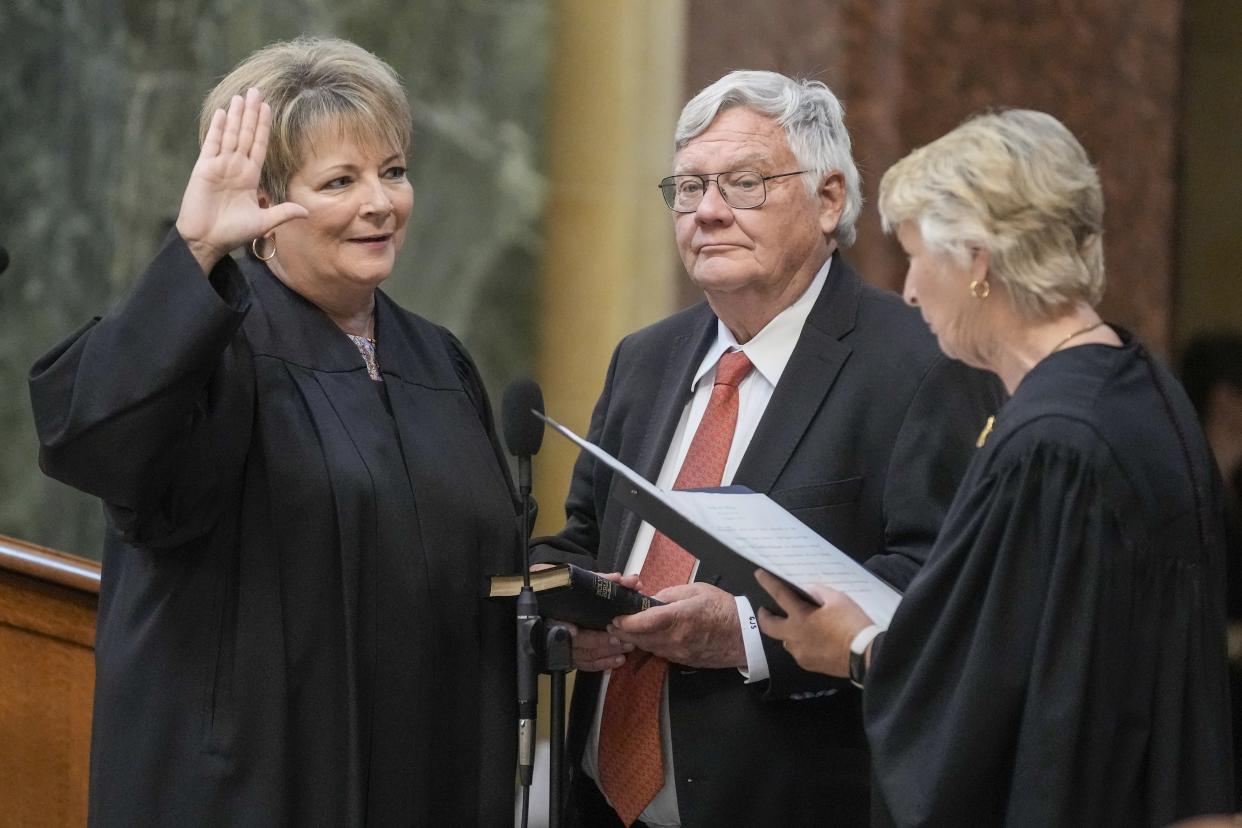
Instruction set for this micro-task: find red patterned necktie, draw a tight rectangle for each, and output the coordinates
[597,349,754,826]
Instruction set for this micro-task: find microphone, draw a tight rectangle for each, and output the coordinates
[502,378,544,498]
[501,378,545,790]
[0,247,9,276]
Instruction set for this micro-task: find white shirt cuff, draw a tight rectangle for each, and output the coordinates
[735,595,770,683]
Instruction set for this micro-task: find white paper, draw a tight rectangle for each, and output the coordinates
[537,413,900,627]
[667,491,900,626]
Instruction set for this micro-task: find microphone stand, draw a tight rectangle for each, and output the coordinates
[544,620,572,828]
[516,452,539,828]
[505,381,571,828]
[514,451,572,828]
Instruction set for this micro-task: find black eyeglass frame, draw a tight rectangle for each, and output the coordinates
[657,169,808,212]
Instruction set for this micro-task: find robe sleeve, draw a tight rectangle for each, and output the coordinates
[28,234,254,548]
[865,422,1152,826]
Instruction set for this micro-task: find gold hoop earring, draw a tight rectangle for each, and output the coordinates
[251,236,276,262]
[969,279,990,300]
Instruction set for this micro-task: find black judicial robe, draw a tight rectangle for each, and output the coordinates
[864,333,1234,827]
[29,236,519,827]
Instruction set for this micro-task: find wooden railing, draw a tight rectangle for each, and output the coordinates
[0,534,100,827]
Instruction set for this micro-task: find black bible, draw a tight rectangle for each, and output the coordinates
[487,564,662,629]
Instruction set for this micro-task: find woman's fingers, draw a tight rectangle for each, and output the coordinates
[200,90,267,164]
[249,101,273,166]
[754,570,809,618]
[236,88,262,159]
[199,108,226,160]
[219,94,244,154]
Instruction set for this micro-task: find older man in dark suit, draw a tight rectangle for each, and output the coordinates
[534,70,1003,828]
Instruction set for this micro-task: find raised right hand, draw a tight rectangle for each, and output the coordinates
[175,87,308,273]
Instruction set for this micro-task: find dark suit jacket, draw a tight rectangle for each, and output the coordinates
[535,255,1004,827]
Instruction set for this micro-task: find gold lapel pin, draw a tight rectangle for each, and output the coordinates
[976,415,995,448]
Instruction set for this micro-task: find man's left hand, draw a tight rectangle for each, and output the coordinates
[608,582,744,669]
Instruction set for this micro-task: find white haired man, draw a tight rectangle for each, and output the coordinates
[533,70,1003,827]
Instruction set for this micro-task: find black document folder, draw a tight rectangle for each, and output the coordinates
[612,482,814,613]
[538,413,900,624]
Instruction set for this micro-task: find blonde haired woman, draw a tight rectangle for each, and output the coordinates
[758,110,1233,825]
[31,38,518,826]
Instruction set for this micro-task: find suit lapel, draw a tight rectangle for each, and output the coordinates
[734,255,862,493]
[635,309,717,481]
[609,306,717,569]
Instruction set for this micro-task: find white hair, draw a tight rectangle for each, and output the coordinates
[675,70,862,247]
[879,109,1105,319]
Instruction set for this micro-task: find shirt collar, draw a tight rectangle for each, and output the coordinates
[691,254,833,391]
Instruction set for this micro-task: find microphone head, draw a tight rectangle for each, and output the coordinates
[0,246,8,275]
[502,378,545,457]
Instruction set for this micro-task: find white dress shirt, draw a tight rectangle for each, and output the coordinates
[582,257,832,827]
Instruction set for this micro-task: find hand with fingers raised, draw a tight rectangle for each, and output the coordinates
[175,87,309,274]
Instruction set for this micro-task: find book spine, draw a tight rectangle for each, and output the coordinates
[568,566,656,614]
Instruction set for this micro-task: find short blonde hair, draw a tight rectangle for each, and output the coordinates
[199,37,411,203]
[878,109,1104,320]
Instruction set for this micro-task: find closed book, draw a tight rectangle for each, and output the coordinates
[487,564,663,629]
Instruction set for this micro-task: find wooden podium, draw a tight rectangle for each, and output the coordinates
[0,535,99,827]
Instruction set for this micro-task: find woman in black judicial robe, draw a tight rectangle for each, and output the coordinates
[757,110,1234,826]
[28,38,518,826]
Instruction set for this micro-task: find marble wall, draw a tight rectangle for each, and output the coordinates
[684,0,1183,354]
[0,0,550,558]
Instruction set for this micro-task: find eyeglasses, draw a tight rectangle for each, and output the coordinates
[658,170,807,212]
